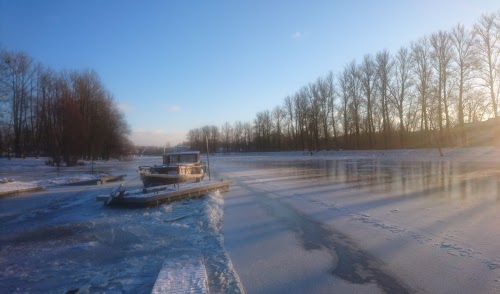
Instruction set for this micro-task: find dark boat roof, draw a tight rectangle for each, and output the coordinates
[164,151,200,156]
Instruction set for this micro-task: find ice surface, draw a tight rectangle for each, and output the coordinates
[2,148,500,293]
[0,156,243,293]
[214,148,500,293]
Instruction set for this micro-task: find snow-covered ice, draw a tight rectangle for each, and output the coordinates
[0,156,242,293]
[1,148,500,293]
[151,254,209,294]
[213,148,500,293]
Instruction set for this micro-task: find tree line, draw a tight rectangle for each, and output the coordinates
[0,49,133,165]
[188,12,500,153]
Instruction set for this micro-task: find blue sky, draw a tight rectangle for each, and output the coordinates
[1,0,499,146]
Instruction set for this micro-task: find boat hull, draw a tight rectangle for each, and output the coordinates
[140,172,205,187]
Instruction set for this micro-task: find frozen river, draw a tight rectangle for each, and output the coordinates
[214,150,500,293]
[1,149,500,293]
[0,157,242,293]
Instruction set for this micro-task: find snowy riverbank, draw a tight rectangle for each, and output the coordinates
[212,146,500,163]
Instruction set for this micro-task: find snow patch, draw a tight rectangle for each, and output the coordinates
[151,255,208,294]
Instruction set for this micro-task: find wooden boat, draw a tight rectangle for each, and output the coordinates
[138,151,205,187]
[97,180,230,207]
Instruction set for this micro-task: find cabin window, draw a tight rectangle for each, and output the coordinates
[165,154,198,164]
[178,154,197,163]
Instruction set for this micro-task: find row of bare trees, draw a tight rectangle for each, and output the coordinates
[187,12,500,152]
[0,49,133,165]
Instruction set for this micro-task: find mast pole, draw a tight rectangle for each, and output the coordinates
[205,136,211,181]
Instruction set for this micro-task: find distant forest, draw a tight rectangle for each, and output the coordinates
[0,49,133,165]
[188,12,500,153]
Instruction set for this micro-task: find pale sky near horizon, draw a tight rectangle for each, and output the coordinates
[1,0,499,146]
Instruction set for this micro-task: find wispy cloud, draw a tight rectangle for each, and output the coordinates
[292,31,303,39]
[167,105,181,113]
[118,103,134,112]
[292,31,310,40]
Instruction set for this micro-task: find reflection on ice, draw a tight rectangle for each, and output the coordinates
[214,151,500,293]
[242,159,500,204]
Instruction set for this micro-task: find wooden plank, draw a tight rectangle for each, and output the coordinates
[65,174,127,186]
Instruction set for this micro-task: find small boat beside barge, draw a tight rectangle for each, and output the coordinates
[138,151,205,187]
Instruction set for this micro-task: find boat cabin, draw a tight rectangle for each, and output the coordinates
[138,151,205,187]
[163,151,201,165]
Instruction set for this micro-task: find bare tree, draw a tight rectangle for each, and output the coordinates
[254,111,273,151]
[431,31,454,146]
[294,88,309,150]
[201,126,211,151]
[221,122,232,153]
[474,12,500,118]
[272,105,285,150]
[451,23,479,144]
[308,81,321,150]
[338,65,351,149]
[46,72,70,165]
[233,121,244,152]
[243,122,253,151]
[0,49,132,161]
[411,37,433,136]
[376,49,393,148]
[188,125,222,153]
[452,24,479,125]
[0,50,37,157]
[253,112,264,151]
[187,128,203,151]
[347,60,362,149]
[360,54,377,148]
[389,46,413,147]
[209,125,219,153]
[465,89,489,123]
[317,73,332,150]
[283,95,296,149]
[324,71,339,149]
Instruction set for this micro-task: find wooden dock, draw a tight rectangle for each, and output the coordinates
[97,180,230,207]
[98,174,126,184]
[65,174,126,186]
[0,185,45,198]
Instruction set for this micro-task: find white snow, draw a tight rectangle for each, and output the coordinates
[0,157,113,195]
[0,180,39,192]
[151,254,209,294]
